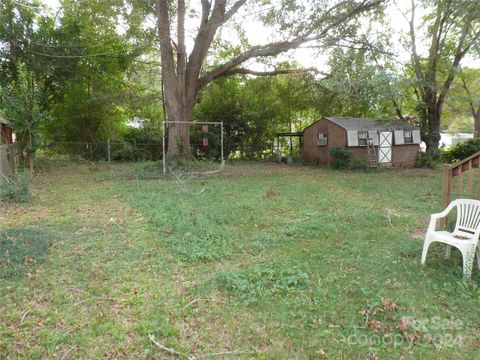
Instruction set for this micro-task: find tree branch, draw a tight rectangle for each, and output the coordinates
[225,0,248,22]
[185,0,227,97]
[462,77,478,117]
[198,0,384,89]
[437,24,480,114]
[408,0,424,84]
[220,67,322,78]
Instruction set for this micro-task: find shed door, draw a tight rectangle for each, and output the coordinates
[378,131,392,164]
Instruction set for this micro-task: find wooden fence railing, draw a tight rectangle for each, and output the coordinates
[441,151,480,225]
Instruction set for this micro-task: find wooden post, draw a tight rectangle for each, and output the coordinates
[477,162,480,199]
[107,139,111,162]
[457,166,463,197]
[440,164,451,227]
[467,160,473,198]
[441,164,451,209]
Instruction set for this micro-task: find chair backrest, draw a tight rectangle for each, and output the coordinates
[452,199,480,234]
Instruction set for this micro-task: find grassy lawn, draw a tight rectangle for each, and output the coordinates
[2,161,480,359]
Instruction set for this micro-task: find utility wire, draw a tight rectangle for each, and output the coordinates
[2,0,43,10]
[2,2,279,51]
[24,46,140,58]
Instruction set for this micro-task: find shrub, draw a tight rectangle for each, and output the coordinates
[111,141,149,162]
[443,139,480,163]
[350,157,370,170]
[329,147,352,169]
[0,170,32,202]
[415,152,437,169]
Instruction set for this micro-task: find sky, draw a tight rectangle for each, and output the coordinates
[40,0,479,71]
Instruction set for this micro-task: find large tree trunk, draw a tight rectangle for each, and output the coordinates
[165,107,192,158]
[155,0,384,159]
[474,112,480,138]
[27,128,34,172]
[425,90,441,150]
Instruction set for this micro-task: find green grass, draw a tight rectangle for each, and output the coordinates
[1,161,480,359]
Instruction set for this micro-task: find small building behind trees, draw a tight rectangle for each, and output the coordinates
[303,117,421,167]
[0,117,19,178]
[0,117,14,144]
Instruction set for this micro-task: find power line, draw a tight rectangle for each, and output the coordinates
[2,3,278,51]
[2,0,43,10]
[24,47,139,58]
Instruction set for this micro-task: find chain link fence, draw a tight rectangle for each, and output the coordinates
[37,141,163,162]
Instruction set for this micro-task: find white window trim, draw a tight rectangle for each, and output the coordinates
[358,131,368,146]
[404,130,413,144]
[317,132,328,146]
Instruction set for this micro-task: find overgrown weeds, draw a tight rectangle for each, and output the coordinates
[0,170,32,202]
[216,262,310,303]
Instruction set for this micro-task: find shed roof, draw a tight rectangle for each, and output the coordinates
[324,117,418,131]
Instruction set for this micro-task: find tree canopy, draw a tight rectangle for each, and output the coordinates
[0,0,479,167]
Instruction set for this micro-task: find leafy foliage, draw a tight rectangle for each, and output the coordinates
[167,232,234,262]
[442,139,480,163]
[216,263,310,303]
[0,170,32,202]
[330,147,353,169]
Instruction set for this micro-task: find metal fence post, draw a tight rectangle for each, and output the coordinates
[221,122,224,169]
[107,139,111,162]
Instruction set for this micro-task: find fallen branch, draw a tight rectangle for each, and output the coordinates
[196,349,248,358]
[386,208,394,227]
[60,345,77,360]
[148,334,192,359]
[70,297,120,307]
[16,310,30,329]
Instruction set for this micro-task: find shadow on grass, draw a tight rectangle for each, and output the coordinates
[0,227,54,280]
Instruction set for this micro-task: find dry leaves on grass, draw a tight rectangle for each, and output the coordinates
[381,298,402,312]
[264,187,279,198]
[396,316,421,343]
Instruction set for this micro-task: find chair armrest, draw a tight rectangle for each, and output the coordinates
[427,203,456,232]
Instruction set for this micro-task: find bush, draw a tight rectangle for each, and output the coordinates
[350,157,370,170]
[415,150,443,169]
[329,147,352,169]
[415,152,436,169]
[111,141,149,162]
[443,139,480,163]
[0,171,32,202]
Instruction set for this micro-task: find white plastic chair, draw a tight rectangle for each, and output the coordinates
[421,199,480,279]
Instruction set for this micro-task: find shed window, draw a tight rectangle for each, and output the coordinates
[404,130,413,144]
[317,132,328,146]
[358,131,368,146]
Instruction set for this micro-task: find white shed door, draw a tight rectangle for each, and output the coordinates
[378,131,392,164]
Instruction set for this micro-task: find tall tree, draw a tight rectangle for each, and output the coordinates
[155,0,385,158]
[1,65,49,171]
[404,0,480,150]
[460,68,480,138]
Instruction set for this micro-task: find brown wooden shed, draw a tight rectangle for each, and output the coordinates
[303,117,421,167]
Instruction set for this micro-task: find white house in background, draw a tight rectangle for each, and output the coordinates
[127,117,145,129]
[419,133,474,152]
[440,133,474,148]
